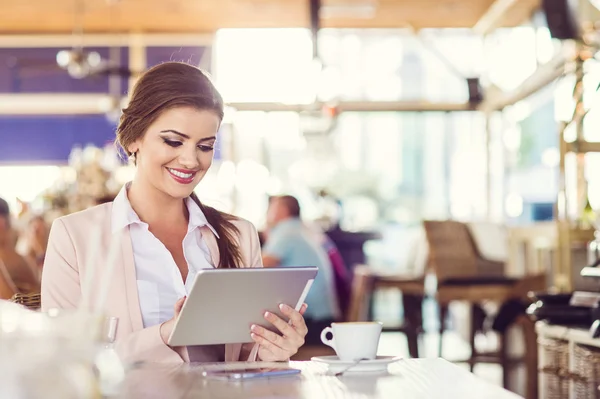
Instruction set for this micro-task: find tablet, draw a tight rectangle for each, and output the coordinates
[168,267,318,346]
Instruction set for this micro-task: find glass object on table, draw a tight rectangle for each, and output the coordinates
[0,303,100,399]
[95,316,125,397]
[101,316,119,347]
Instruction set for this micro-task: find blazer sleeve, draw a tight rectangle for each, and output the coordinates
[42,218,185,364]
[41,218,81,311]
[114,324,187,364]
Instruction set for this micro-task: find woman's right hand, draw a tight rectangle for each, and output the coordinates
[159,296,186,345]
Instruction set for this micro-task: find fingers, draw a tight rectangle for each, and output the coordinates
[160,319,174,344]
[162,297,187,345]
[251,305,310,361]
[250,324,294,352]
[279,304,308,337]
[250,333,287,361]
[299,303,308,315]
[264,310,302,342]
[173,296,186,317]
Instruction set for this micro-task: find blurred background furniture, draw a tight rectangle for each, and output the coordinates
[536,321,600,399]
[345,220,544,399]
[8,292,41,311]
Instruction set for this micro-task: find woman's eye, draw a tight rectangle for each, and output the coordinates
[198,145,214,152]
[163,139,182,147]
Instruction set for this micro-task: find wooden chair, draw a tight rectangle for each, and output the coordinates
[423,220,503,357]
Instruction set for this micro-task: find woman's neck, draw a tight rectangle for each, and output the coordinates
[127,178,188,227]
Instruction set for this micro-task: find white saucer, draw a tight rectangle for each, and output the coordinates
[310,355,402,374]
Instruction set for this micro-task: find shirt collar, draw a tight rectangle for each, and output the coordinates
[185,196,219,238]
[111,183,141,233]
[111,183,219,238]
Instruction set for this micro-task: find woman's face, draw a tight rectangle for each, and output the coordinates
[130,106,220,199]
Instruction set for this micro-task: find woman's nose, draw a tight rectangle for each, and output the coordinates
[178,146,200,169]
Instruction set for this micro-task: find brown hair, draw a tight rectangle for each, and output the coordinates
[116,62,242,268]
[270,195,301,218]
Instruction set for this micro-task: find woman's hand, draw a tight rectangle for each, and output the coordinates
[250,303,308,361]
[159,296,186,345]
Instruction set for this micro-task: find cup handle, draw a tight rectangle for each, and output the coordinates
[320,327,335,349]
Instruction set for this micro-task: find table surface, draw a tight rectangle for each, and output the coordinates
[115,358,523,399]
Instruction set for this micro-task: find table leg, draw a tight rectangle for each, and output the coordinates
[439,304,448,358]
[403,294,423,359]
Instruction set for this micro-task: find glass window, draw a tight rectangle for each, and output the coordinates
[484,27,538,91]
[213,28,315,103]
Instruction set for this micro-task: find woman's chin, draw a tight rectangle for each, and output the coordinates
[162,180,200,199]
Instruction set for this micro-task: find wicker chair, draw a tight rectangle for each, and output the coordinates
[1,252,41,310]
[8,292,41,311]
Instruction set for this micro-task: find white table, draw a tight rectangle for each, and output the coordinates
[116,358,522,399]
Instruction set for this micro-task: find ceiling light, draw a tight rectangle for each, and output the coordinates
[86,52,102,68]
[56,50,73,68]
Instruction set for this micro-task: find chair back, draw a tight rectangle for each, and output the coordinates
[423,220,492,282]
[345,266,374,322]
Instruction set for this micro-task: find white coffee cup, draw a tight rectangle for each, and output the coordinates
[320,322,383,361]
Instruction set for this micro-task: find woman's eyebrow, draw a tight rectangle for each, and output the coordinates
[160,130,216,143]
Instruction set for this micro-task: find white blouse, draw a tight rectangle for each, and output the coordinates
[111,184,218,328]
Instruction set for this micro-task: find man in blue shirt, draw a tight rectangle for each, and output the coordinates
[262,195,340,345]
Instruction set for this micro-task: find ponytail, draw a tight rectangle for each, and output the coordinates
[189,193,243,268]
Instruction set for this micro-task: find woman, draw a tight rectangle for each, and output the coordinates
[18,215,50,272]
[41,62,308,364]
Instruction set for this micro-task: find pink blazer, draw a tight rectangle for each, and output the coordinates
[41,202,262,364]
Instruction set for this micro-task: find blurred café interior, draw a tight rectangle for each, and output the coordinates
[5,0,600,398]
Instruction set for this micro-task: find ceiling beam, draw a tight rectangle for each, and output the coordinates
[478,51,569,112]
[472,0,521,35]
[230,101,474,112]
[0,94,116,115]
[0,33,214,48]
[0,94,476,115]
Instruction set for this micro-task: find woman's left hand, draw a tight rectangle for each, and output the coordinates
[250,303,308,361]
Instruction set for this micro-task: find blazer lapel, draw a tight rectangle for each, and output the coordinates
[200,226,220,268]
[120,227,144,331]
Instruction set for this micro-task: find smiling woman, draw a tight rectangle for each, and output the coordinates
[41,62,309,365]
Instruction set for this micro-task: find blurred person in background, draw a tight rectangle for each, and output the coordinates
[262,195,341,345]
[0,197,40,297]
[17,215,50,273]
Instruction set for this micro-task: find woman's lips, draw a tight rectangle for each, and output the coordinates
[167,167,196,184]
